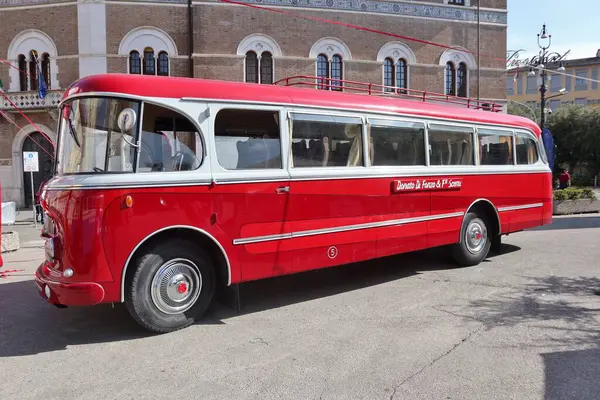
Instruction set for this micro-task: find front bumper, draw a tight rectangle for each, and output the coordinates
[35,263,105,306]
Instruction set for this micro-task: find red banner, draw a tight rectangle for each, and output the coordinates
[392,178,463,193]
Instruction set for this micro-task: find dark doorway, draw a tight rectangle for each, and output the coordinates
[22,132,54,208]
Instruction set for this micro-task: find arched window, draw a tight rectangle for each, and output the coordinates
[457,62,467,98]
[445,62,456,96]
[383,57,408,93]
[317,54,329,89]
[18,54,28,91]
[41,53,51,89]
[29,50,39,91]
[245,51,258,83]
[331,55,343,91]
[129,51,141,74]
[260,51,273,84]
[383,58,394,92]
[396,59,407,93]
[440,48,474,97]
[157,51,169,76]
[8,29,60,92]
[143,47,155,75]
[317,53,343,91]
[245,51,273,84]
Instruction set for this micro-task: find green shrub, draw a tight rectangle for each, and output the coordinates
[581,188,596,199]
[553,190,568,200]
[553,187,597,201]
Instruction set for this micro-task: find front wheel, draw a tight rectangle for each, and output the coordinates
[125,241,215,333]
[452,212,491,267]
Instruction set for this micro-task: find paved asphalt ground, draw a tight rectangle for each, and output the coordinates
[1,212,600,400]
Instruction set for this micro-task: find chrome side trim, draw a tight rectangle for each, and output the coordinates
[233,211,465,245]
[48,181,213,190]
[121,225,232,302]
[497,203,544,212]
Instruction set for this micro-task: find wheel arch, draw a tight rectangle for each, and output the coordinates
[121,225,231,302]
[463,198,501,236]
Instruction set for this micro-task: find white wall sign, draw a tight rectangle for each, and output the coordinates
[23,151,39,172]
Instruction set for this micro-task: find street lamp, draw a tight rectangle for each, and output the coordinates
[527,24,556,131]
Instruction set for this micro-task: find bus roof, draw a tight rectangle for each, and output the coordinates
[65,73,541,135]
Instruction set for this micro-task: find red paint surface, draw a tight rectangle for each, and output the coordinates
[36,172,551,306]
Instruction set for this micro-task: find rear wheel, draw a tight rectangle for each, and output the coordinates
[125,241,215,333]
[452,212,491,267]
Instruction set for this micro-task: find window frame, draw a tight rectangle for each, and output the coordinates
[288,111,365,169]
[138,101,206,173]
[209,104,288,180]
[366,117,427,168]
[514,130,542,166]
[475,127,516,167]
[427,122,476,167]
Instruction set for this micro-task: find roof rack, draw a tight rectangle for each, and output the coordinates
[273,76,503,113]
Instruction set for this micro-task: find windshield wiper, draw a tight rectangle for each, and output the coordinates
[67,116,81,148]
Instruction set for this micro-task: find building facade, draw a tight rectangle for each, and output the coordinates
[0,0,508,206]
[507,50,600,116]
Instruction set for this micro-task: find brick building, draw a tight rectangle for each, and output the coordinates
[0,0,508,206]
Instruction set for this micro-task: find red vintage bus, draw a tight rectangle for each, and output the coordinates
[36,73,552,333]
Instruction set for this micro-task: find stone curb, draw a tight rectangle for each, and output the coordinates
[1,231,20,253]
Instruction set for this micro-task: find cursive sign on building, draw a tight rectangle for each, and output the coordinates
[506,49,571,69]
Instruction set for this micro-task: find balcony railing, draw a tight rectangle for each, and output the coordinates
[0,90,64,111]
[273,76,503,112]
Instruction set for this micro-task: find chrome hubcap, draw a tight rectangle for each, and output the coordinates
[465,218,487,254]
[151,258,202,315]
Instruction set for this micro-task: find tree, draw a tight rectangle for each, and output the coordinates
[546,104,600,181]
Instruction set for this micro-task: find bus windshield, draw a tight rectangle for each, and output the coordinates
[57,97,141,174]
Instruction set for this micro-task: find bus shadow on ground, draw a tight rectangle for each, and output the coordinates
[0,245,518,358]
[211,244,521,320]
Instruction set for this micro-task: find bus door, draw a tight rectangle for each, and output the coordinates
[209,106,291,282]
[285,112,380,273]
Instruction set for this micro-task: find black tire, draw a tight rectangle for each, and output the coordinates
[125,240,215,333]
[452,211,492,267]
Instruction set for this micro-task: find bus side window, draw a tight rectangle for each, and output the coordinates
[214,109,282,170]
[427,123,474,166]
[139,103,202,172]
[289,113,363,167]
[515,134,539,165]
[368,119,426,166]
[478,128,514,166]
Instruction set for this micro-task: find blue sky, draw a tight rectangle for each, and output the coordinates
[507,0,599,60]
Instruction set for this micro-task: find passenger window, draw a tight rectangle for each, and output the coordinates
[139,103,202,172]
[214,109,282,170]
[478,129,513,165]
[428,124,474,166]
[515,134,539,165]
[369,119,425,166]
[290,113,363,167]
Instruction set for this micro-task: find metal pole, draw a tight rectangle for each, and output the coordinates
[477,0,480,101]
[540,71,546,131]
[187,0,194,78]
[30,171,38,229]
